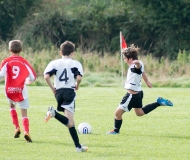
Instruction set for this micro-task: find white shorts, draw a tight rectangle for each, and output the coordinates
[8,98,29,109]
[61,100,75,113]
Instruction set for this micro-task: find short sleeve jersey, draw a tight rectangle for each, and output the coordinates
[0,55,36,102]
[124,60,144,92]
[44,58,83,90]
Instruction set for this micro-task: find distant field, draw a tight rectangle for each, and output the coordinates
[0,86,189,160]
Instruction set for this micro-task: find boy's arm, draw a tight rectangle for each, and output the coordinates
[25,63,37,84]
[132,60,141,69]
[44,74,56,94]
[75,75,82,90]
[0,69,5,79]
[25,72,36,84]
[142,72,152,88]
[0,60,6,79]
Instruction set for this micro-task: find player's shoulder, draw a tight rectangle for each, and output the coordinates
[138,60,144,70]
[71,59,82,65]
[1,56,17,64]
[5,55,27,62]
[138,60,143,64]
[2,56,12,62]
[138,60,144,66]
[49,58,82,66]
[48,59,60,64]
[18,56,29,63]
[64,58,82,66]
[47,59,64,67]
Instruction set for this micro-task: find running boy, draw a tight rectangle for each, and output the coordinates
[0,40,36,142]
[107,44,173,134]
[44,40,88,152]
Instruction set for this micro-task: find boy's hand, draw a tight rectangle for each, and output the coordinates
[132,60,141,69]
[132,60,139,64]
[146,81,152,88]
[52,88,56,94]
[75,82,79,90]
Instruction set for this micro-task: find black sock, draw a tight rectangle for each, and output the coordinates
[114,119,122,133]
[142,102,160,114]
[69,127,81,148]
[54,111,69,125]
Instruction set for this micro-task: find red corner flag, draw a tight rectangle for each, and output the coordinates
[120,32,127,50]
[120,31,127,86]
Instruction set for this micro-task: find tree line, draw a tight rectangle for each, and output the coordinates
[0,0,190,60]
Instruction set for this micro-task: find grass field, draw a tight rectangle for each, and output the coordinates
[0,86,189,160]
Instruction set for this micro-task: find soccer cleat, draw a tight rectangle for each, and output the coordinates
[44,106,55,122]
[157,97,173,106]
[14,127,21,138]
[24,133,32,143]
[76,146,88,152]
[107,130,119,134]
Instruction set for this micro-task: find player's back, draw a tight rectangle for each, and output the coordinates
[45,58,83,90]
[1,56,30,101]
[3,56,29,86]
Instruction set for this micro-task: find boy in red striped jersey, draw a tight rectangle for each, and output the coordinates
[0,40,36,142]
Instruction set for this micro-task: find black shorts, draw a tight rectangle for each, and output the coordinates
[119,91,143,112]
[55,88,76,112]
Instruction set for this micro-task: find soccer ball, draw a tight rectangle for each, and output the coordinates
[78,122,92,134]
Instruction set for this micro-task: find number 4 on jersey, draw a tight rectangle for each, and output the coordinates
[59,68,69,83]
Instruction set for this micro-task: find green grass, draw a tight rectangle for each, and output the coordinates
[0,86,190,160]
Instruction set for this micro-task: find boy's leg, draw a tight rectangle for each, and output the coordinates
[19,99,32,142]
[69,126,81,148]
[45,107,85,149]
[45,107,88,152]
[44,106,69,125]
[21,109,32,142]
[22,116,29,133]
[65,110,81,147]
[142,102,159,114]
[10,103,20,138]
[68,126,88,152]
[10,108,19,128]
[46,107,80,147]
[65,110,88,152]
[107,108,124,134]
[107,92,133,134]
[142,97,173,114]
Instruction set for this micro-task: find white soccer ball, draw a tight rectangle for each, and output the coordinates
[78,122,92,134]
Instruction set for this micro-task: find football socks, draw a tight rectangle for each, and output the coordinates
[114,119,122,133]
[10,109,19,128]
[22,117,29,133]
[142,102,159,114]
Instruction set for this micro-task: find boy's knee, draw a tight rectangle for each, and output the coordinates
[115,112,123,119]
[135,113,143,116]
[67,120,75,128]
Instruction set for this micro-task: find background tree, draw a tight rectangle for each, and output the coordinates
[1,0,190,60]
[120,0,190,59]
[0,0,41,41]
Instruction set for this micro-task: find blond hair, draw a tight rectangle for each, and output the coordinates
[9,40,22,53]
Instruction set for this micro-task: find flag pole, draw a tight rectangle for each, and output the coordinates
[120,31,124,87]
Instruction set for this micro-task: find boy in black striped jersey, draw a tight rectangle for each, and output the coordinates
[44,41,88,152]
[107,44,173,134]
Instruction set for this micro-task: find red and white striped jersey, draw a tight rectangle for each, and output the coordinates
[0,55,36,102]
